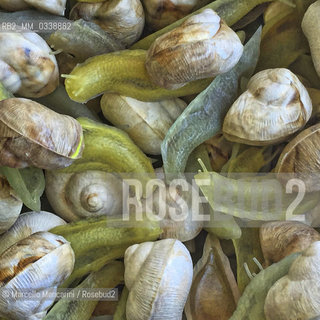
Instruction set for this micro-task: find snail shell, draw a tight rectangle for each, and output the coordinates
[223,68,312,146]
[145,9,243,89]
[0,175,23,235]
[141,0,203,31]
[275,122,320,192]
[260,221,320,266]
[264,241,320,320]
[70,0,145,47]
[0,0,66,15]
[45,170,123,221]
[0,98,84,169]
[0,231,75,320]
[124,239,193,320]
[0,32,59,97]
[101,94,186,155]
[0,211,66,255]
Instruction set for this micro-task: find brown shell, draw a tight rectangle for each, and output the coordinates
[260,221,320,267]
[145,8,243,89]
[0,98,84,169]
[275,123,320,192]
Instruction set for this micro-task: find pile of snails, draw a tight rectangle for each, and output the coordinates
[0,0,320,319]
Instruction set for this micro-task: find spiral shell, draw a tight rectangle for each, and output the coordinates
[223,68,312,145]
[264,241,320,320]
[145,9,243,89]
[124,239,193,320]
[0,98,84,169]
[45,170,123,221]
[70,0,145,47]
[0,231,75,320]
[0,175,23,235]
[0,211,66,255]
[0,32,59,97]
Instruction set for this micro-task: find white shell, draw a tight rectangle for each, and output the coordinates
[70,0,145,47]
[124,239,193,320]
[264,241,320,320]
[0,231,75,320]
[101,94,186,155]
[0,176,23,235]
[0,0,66,15]
[223,68,313,145]
[0,32,59,98]
[0,211,66,255]
[45,170,123,221]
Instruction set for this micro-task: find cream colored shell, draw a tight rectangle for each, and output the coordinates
[124,239,193,320]
[223,68,312,145]
[101,94,186,155]
[0,231,75,320]
[0,176,23,235]
[0,211,66,255]
[70,0,145,47]
[264,241,320,320]
[145,9,243,89]
[0,32,59,97]
[45,170,123,222]
[0,0,66,15]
